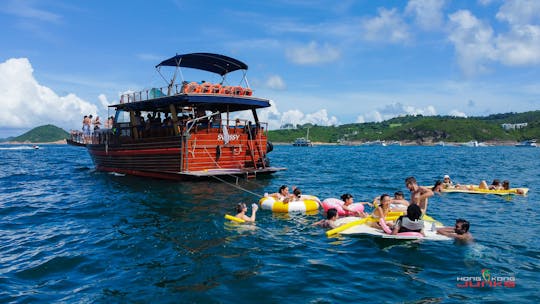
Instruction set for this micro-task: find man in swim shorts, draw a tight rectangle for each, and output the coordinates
[405,176,433,215]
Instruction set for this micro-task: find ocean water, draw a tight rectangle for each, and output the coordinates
[1,144,539,303]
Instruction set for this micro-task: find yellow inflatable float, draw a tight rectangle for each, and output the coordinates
[259,195,320,213]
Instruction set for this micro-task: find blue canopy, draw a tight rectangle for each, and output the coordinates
[156,53,248,76]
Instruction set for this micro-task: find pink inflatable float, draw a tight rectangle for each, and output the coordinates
[321,198,365,216]
[378,218,424,238]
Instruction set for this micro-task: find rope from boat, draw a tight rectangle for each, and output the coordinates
[203,146,222,168]
[210,175,263,198]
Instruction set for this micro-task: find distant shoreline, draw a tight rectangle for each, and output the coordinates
[273,140,520,146]
[2,139,67,145]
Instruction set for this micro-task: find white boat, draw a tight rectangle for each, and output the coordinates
[462,140,479,147]
[362,140,386,146]
[515,139,537,147]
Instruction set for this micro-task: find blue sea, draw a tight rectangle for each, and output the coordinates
[1,144,539,303]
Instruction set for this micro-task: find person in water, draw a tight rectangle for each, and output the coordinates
[371,194,394,228]
[390,191,409,211]
[269,185,294,203]
[405,176,433,215]
[291,188,303,201]
[235,202,258,222]
[392,204,424,235]
[479,179,502,190]
[442,175,454,189]
[437,219,473,242]
[432,180,443,193]
[313,208,339,229]
[340,193,368,217]
[501,180,525,194]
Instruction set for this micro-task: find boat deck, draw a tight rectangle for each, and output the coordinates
[180,167,286,177]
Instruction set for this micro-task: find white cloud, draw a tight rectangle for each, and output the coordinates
[265,75,287,90]
[1,0,61,23]
[285,41,341,65]
[98,94,111,109]
[255,101,339,129]
[447,10,497,76]
[0,58,97,130]
[405,0,446,30]
[496,0,540,25]
[494,1,540,66]
[448,4,540,75]
[355,102,437,123]
[449,109,467,117]
[478,0,495,6]
[360,8,411,43]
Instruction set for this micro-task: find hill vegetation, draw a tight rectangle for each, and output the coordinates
[267,111,540,144]
[4,124,69,143]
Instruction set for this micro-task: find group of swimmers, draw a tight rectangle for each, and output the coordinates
[234,176,473,242]
[432,174,521,194]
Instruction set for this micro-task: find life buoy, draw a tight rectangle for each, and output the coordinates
[259,196,319,213]
[266,141,274,153]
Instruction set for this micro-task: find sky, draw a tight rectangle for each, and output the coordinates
[0,0,539,137]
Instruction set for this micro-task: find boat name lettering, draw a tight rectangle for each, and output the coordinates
[218,134,240,141]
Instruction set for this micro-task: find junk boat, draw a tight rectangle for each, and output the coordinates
[68,53,285,180]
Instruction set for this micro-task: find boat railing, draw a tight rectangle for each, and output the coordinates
[119,82,254,104]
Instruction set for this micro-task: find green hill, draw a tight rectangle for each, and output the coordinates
[268,110,540,144]
[9,124,69,143]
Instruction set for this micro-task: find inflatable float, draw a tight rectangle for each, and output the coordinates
[440,185,528,196]
[321,198,365,216]
[336,216,451,241]
[325,212,405,236]
[224,214,245,223]
[259,195,320,213]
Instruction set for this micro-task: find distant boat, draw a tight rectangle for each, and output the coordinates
[387,141,401,146]
[435,141,445,147]
[362,140,386,146]
[293,128,313,146]
[515,139,537,147]
[32,145,40,149]
[293,137,313,147]
[461,140,479,147]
